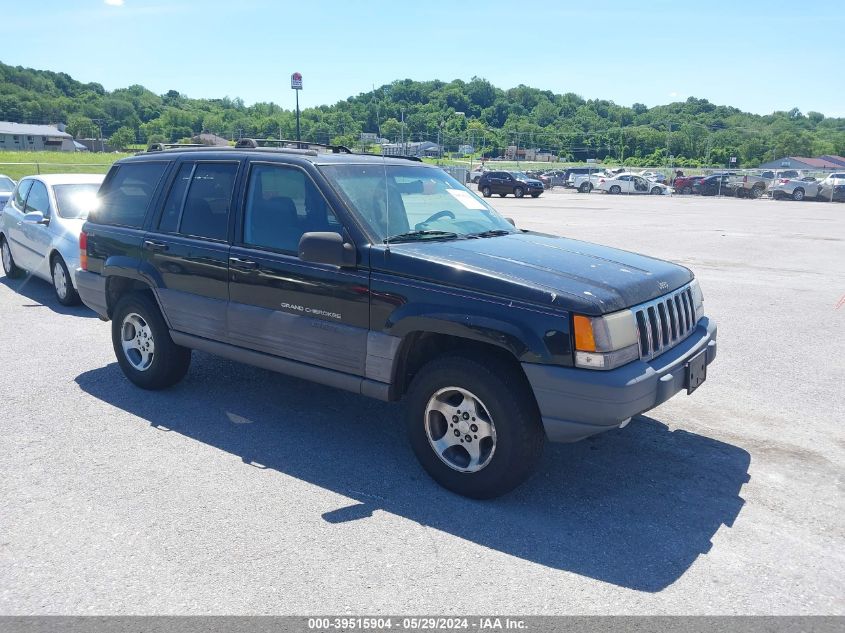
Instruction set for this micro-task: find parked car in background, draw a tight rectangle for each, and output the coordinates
[673,175,705,195]
[769,176,821,201]
[638,171,668,184]
[468,167,488,183]
[0,173,104,305]
[571,169,624,193]
[478,171,544,198]
[525,170,551,189]
[542,170,569,187]
[563,166,605,188]
[0,174,16,207]
[696,174,734,196]
[725,173,769,198]
[596,174,672,195]
[817,172,845,201]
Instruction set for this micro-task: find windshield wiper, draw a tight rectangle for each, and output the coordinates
[467,229,513,238]
[384,229,460,243]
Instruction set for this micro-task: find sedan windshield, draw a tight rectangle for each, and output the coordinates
[54,183,101,219]
[321,164,515,243]
[0,177,14,193]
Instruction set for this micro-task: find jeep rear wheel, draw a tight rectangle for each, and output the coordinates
[112,292,191,390]
[405,354,545,498]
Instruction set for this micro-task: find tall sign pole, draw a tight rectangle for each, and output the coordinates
[291,72,303,146]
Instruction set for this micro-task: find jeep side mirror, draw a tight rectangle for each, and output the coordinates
[298,232,356,268]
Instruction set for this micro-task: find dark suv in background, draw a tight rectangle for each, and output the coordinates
[75,140,716,498]
[477,171,544,198]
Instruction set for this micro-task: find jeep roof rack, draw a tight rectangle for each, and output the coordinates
[234,138,353,153]
[146,143,207,152]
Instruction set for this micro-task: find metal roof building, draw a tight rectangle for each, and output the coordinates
[0,121,76,151]
[758,155,845,170]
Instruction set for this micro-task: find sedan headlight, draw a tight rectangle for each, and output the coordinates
[573,310,640,370]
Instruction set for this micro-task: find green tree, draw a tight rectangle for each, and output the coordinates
[108,126,136,150]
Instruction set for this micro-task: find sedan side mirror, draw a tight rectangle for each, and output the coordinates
[298,232,356,268]
[23,211,49,225]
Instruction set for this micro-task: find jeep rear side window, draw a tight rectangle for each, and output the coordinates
[95,162,167,228]
[165,162,238,241]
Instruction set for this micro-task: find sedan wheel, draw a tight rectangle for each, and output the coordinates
[650,186,662,195]
[792,188,805,201]
[51,256,80,306]
[1,237,23,278]
[682,186,692,195]
[609,185,621,194]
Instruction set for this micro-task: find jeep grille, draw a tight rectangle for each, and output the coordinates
[633,284,696,361]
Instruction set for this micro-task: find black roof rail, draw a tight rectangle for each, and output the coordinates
[235,138,353,153]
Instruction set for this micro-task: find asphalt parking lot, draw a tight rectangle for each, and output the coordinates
[1,189,843,615]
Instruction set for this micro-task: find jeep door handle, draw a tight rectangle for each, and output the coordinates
[143,240,168,252]
[229,257,258,270]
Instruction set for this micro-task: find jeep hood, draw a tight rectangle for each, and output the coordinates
[374,231,693,315]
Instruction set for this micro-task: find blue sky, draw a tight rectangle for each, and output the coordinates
[3,0,844,117]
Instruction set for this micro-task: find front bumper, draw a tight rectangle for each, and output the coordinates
[522,317,717,442]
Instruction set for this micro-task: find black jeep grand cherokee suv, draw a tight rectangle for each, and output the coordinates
[77,142,717,498]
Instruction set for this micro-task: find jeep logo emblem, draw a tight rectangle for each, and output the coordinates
[658,281,669,291]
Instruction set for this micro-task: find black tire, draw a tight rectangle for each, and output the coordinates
[609,185,621,195]
[50,254,80,306]
[750,185,765,199]
[791,188,805,201]
[405,354,545,499]
[682,186,692,195]
[1,235,23,278]
[111,291,191,390]
[472,177,480,184]
[514,186,524,198]
[481,186,491,197]
[579,182,592,193]
[650,186,662,195]
[530,193,540,198]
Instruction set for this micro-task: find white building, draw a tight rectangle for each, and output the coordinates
[0,122,76,151]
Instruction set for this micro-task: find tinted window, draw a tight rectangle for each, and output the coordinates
[54,184,101,219]
[158,163,194,234]
[95,162,168,228]
[243,164,337,253]
[13,180,32,209]
[177,162,238,241]
[25,181,50,216]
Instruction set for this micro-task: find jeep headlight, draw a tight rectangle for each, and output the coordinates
[690,278,705,323]
[572,310,640,370]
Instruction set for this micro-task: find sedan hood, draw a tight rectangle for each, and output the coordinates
[375,231,693,315]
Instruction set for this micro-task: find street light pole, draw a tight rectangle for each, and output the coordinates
[291,72,303,147]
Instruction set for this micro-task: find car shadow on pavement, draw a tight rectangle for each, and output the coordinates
[75,353,750,593]
[0,274,97,318]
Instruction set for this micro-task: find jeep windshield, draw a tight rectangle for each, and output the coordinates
[321,164,516,243]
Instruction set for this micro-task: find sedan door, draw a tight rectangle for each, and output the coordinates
[2,179,33,269]
[17,179,53,273]
[227,161,370,376]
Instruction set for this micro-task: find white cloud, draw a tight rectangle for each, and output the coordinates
[669,91,679,98]
[104,0,125,6]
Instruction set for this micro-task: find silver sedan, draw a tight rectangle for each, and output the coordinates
[0,173,104,305]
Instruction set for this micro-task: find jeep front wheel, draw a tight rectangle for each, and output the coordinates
[405,354,545,498]
[481,186,491,197]
[112,291,191,390]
